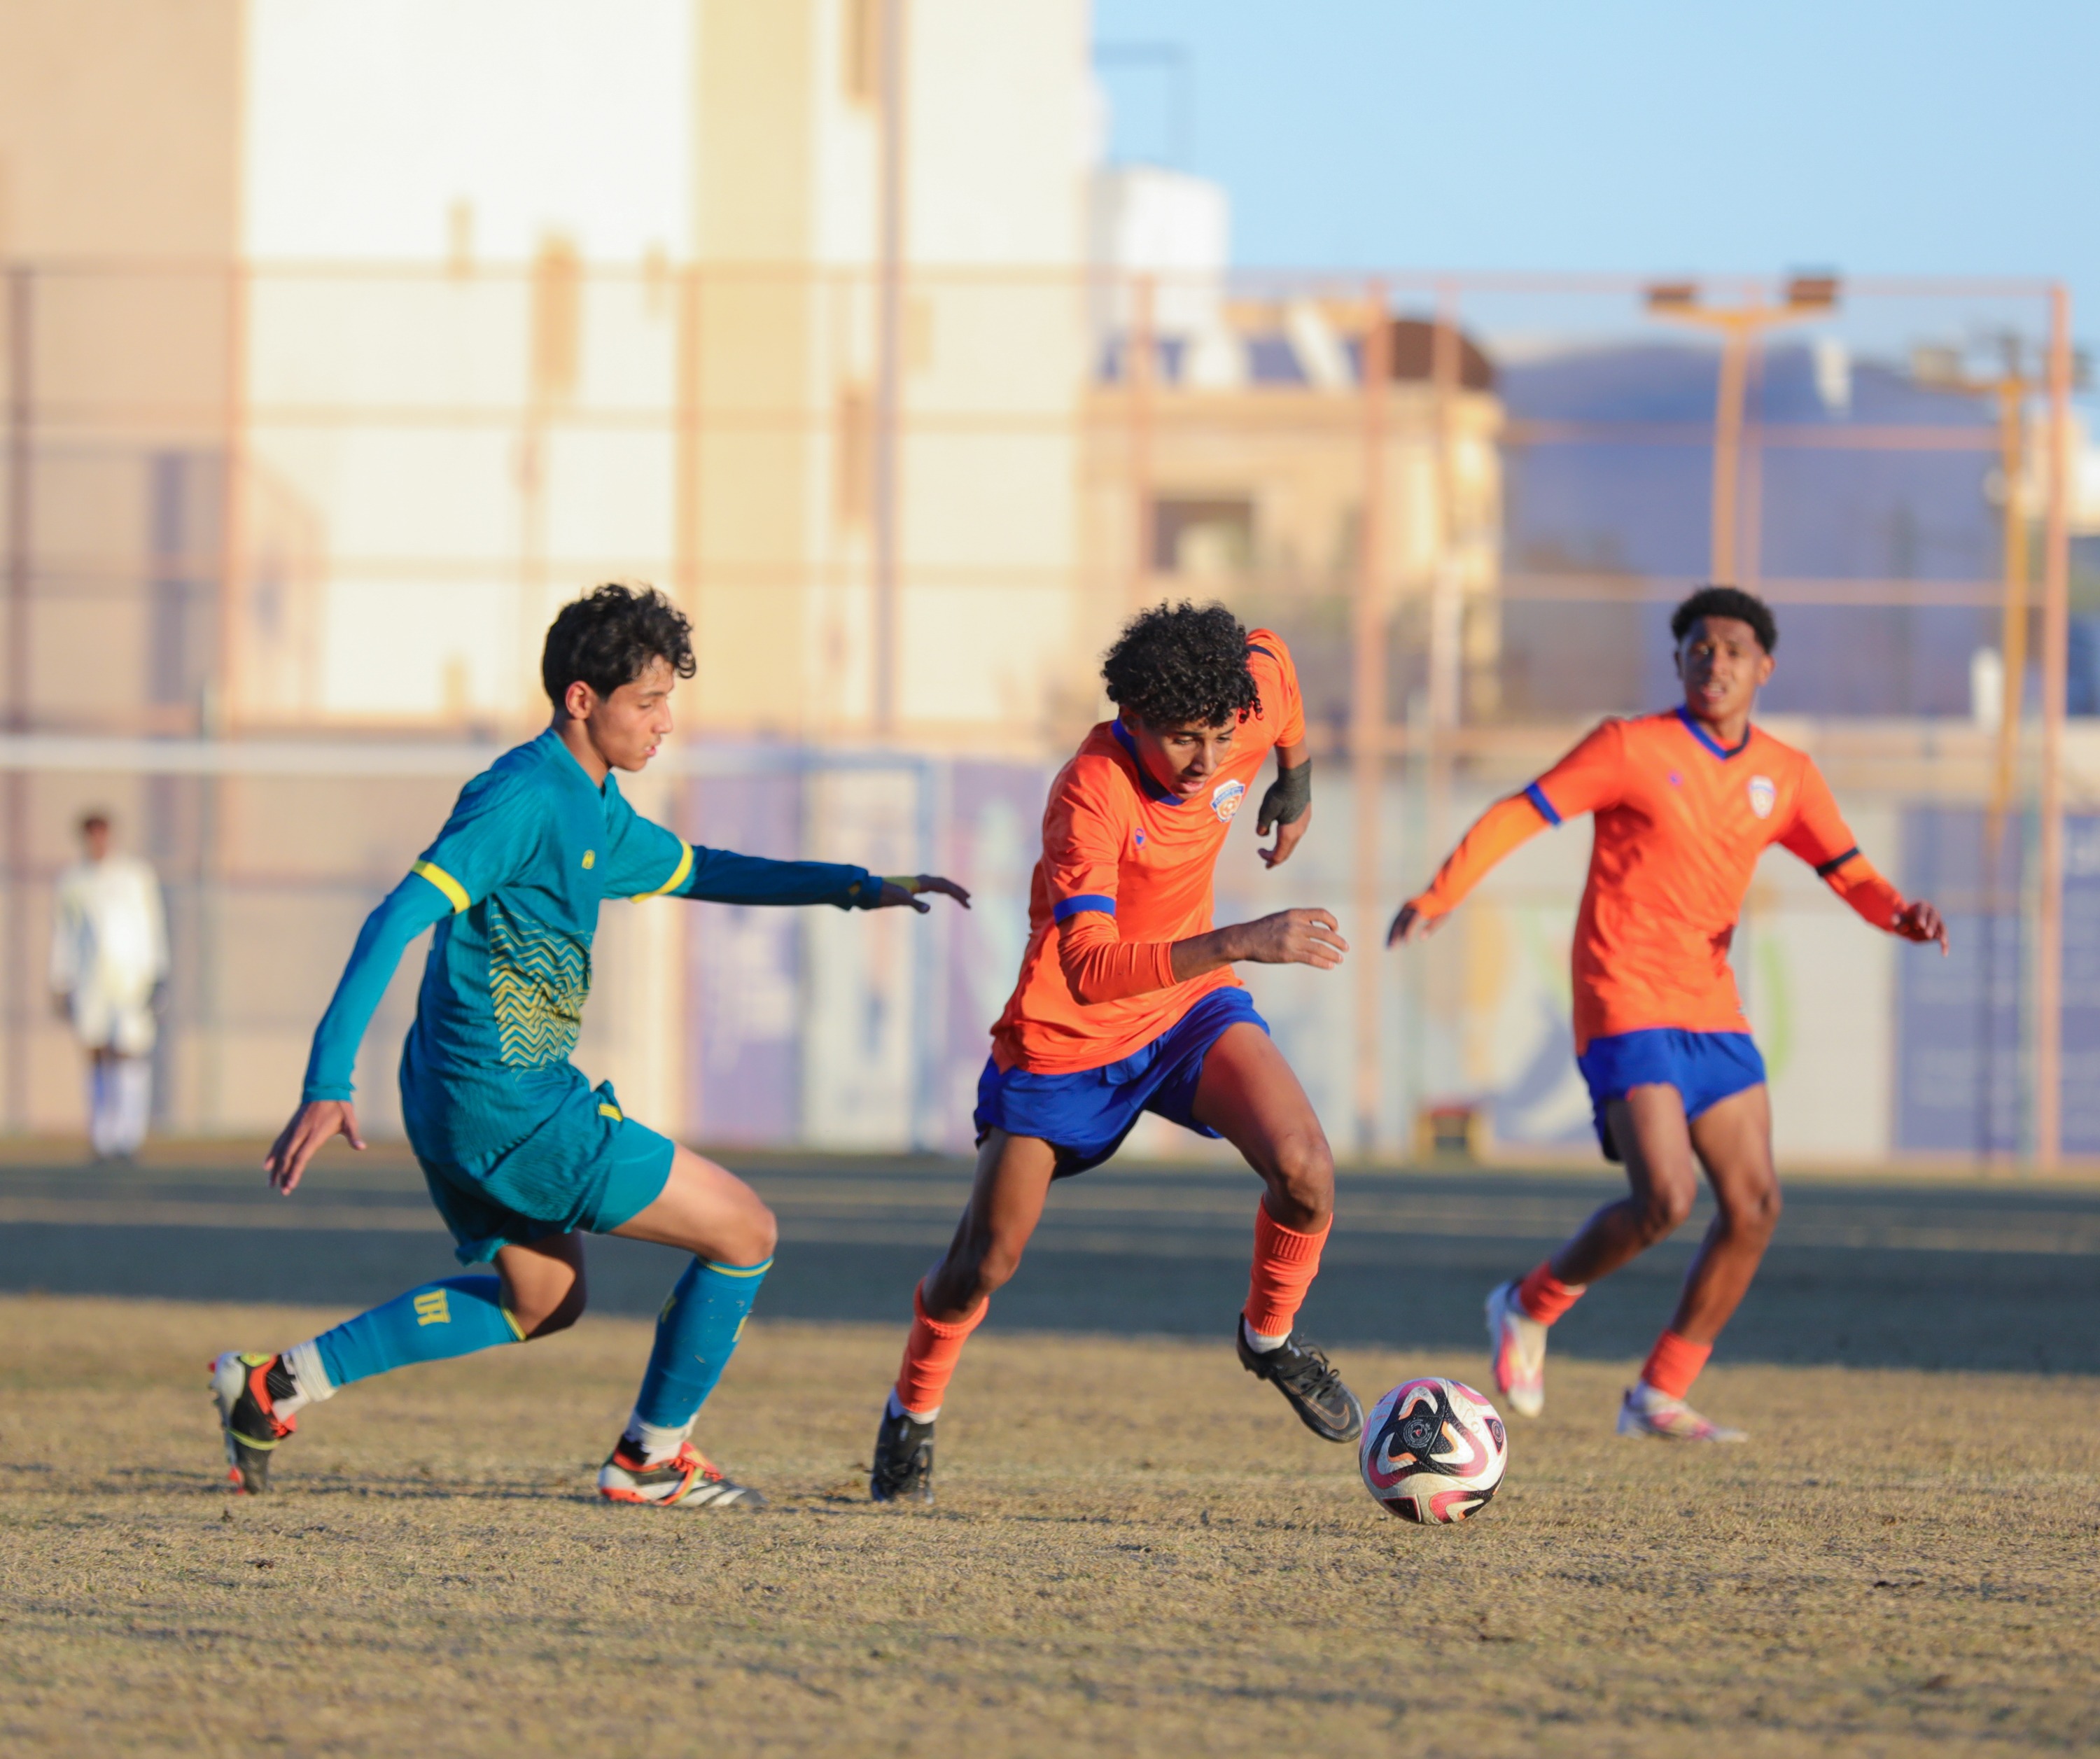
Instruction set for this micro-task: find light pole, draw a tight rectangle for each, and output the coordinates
[1646,276,1840,584]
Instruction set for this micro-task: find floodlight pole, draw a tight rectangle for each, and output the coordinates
[1646,282,1833,583]
[1352,283,1390,1157]
[1914,358,2034,844]
[872,0,908,737]
[2035,283,2073,1171]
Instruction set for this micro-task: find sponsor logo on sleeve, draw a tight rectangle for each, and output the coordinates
[1747,775,1776,820]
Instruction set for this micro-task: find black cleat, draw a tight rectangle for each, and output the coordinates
[869,1405,937,1504]
[209,1351,297,1493]
[1236,1318,1364,1443]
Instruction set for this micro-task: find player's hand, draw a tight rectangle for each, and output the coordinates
[1895,899,1949,955]
[1233,908,1348,969]
[876,874,972,913]
[1259,806,1310,870]
[265,1100,364,1195]
[1385,902,1443,946]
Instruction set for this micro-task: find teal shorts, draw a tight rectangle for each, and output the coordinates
[402,1063,676,1265]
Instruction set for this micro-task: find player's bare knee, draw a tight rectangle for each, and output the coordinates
[973,1231,1028,1296]
[735,1200,780,1267]
[1725,1179,1782,1240]
[1264,1132,1335,1226]
[525,1284,587,1339]
[1638,1184,1695,1239]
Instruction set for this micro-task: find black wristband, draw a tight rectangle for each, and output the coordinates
[1256,761,1311,832]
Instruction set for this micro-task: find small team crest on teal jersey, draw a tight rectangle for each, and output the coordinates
[1211,778,1247,823]
[1747,775,1776,819]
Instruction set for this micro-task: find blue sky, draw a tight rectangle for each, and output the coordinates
[1093,0,2095,346]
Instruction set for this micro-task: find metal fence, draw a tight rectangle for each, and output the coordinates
[0,259,2087,1165]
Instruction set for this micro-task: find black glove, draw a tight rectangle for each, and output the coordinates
[1256,761,1311,835]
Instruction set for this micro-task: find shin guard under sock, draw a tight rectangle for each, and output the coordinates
[1639,1329,1713,1400]
[893,1284,986,1420]
[1242,1203,1329,1340]
[307,1275,524,1392]
[631,1254,773,1433]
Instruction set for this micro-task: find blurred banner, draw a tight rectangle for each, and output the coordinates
[0,260,2092,1165]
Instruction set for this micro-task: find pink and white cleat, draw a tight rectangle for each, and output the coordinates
[1616,1382,1746,1443]
[1484,1280,1546,1418]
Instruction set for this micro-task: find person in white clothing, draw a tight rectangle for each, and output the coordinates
[50,812,168,1159]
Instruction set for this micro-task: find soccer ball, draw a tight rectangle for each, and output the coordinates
[1359,1377,1508,1524]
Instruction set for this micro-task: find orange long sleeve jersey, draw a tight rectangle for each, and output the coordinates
[989,631,1306,1074]
[1406,708,1908,1053]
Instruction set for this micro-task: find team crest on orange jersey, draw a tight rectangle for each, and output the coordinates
[1747,775,1776,819]
[1211,779,1247,823]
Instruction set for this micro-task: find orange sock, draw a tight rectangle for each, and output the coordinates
[1639,1330,1712,1400]
[892,1284,986,1418]
[1516,1261,1586,1326]
[1242,1203,1330,1340]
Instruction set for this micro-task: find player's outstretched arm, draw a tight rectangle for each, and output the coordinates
[265,1100,365,1195]
[1386,792,1555,948]
[869,874,972,913]
[1893,898,1949,954]
[267,871,455,1193]
[1386,900,1447,946]
[668,845,967,913]
[1168,907,1348,981]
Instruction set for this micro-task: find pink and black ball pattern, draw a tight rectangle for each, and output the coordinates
[1359,1377,1508,1524]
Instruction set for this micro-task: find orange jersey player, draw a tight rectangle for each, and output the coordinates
[1389,586,1947,1443]
[867,601,1362,1504]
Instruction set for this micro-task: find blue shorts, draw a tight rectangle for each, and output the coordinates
[974,986,1268,1177]
[1576,1028,1767,1164]
[404,1065,676,1265]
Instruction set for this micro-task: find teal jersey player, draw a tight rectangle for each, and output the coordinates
[212,583,969,1508]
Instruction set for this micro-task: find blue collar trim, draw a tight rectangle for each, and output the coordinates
[1110,718,1183,805]
[1675,705,1751,760]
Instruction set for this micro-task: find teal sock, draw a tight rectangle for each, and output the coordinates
[307,1275,522,1391]
[631,1256,771,1431]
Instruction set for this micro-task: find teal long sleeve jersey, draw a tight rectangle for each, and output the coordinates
[301,730,881,1140]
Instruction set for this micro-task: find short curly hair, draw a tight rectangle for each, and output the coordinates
[542,582,696,706]
[1671,584,1777,654]
[1102,600,1261,728]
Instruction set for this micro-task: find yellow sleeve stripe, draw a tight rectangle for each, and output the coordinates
[412,860,470,914]
[631,840,694,901]
[500,1307,527,1342]
[597,1101,624,1121]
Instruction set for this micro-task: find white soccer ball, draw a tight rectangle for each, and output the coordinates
[1359,1376,1508,1524]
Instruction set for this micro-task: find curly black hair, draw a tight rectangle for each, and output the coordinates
[541,582,696,706]
[1671,584,1777,654]
[1101,600,1261,728]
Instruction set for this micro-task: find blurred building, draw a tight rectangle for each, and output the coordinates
[1083,165,1505,734]
[237,0,1096,744]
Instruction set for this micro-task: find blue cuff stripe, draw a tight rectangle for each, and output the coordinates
[1524,782,1562,827]
[1054,893,1117,922]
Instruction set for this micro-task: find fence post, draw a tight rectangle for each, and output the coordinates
[2035,283,2073,1170]
[1351,283,1390,1158]
[872,0,909,736]
[5,267,33,1133]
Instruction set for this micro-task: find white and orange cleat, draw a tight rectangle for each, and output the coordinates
[596,1438,767,1508]
[1484,1280,1546,1418]
[1616,1382,1746,1443]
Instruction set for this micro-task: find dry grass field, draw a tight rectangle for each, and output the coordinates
[1,1293,2096,1757]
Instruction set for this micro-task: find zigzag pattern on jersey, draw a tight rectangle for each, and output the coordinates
[486,897,591,1069]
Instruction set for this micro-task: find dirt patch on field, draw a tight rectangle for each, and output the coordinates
[0,1295,2094,1756]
